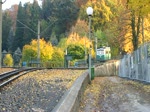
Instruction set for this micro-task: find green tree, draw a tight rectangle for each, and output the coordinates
[41,0,79,40]
[7,28,14,52]
[95,30,107,48]
[57,38,68,50]
[67,44,85,60]
[30,0,41,39]
[14,2,25,51]
[42,0,53,20]
[2,11,13,51]
[14,1,41,51]
[13,47,22,66]
[50,32,58,46]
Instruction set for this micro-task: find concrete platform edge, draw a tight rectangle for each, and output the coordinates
[52,70,90,112]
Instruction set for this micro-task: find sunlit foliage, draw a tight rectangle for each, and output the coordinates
[67,32,95,58]
[67,44,85,60]
[51,47,64,62]
[22,38,53,62]
[80,0,113,30]
[3,54,14,67]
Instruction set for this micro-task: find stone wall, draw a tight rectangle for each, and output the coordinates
[95,60,120,77]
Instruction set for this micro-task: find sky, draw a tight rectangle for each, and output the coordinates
[2,0,41,10]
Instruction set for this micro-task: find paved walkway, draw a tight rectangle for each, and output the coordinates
[79,77,150,112]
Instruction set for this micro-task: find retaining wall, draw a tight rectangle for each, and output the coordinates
[52,60,120,112]
[95,60,120,77]
[52,70,90,112]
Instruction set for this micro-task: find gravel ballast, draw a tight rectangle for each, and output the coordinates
[0,69,85,112]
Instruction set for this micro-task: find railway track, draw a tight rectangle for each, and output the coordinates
[0,68,40,88]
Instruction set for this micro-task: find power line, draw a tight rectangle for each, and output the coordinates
[17,20,37,34]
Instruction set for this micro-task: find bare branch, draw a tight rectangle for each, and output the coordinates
[1,0,7,4]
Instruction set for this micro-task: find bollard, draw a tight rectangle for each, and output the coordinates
[91,67,95,80]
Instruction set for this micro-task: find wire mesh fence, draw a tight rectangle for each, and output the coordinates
[119,43,150,83]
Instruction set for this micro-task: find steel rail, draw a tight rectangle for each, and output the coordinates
[0,68,39,88]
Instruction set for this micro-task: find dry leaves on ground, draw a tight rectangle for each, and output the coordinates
[0,69,85,112]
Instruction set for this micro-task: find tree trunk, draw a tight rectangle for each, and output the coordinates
[131,11,141,51]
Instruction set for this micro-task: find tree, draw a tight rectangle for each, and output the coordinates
[14,1,41,51]
[3,54,14,67]
[103,0,133,54]
[66,32,95,58]
[9,4,18,31]
[7,28,14,52]
[67,44,85,60]
[127,0,150,50]
[51,47,64,62]
[13,47,22,66]
[70,19,88,37]
[50,32,58,46]
[22,38,53,62]
[29,0,41,40]
[14,2,25,51]
[41,0,79,40]
[57,38,68,50]
[2,11,13,51]
[95,30,107,48]
[79,0,113,31]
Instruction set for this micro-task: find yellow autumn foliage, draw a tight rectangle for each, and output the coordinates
[67,32,95,58]
[3,54,13,67]
[22,38,53,62]
[128,0,150,16]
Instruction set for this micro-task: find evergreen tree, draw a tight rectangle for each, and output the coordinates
[41,0,79,40]
[13,47,22,66]
[30,0,41,39]
[14,1,41,51]
[50,32,58,46]
[2,11,13,51]
[7,27,14,52]
[14,2,25,51]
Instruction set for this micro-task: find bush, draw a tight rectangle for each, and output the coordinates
[3,54,13,67]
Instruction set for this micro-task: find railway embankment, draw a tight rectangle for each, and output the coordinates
[0,69,85,112]
[0,60,126,112]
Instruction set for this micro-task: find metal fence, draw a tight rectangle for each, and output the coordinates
[119,43,150,83]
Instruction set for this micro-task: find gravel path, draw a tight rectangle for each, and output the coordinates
[0,69,85,112]
[79,77,150,112]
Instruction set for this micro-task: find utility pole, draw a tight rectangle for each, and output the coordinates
[0,0,2,68]
[37,20,40,67]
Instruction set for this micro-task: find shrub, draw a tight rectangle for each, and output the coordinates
[3,54,13,67]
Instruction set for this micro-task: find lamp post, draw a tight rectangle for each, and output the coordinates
[86,7,93,81]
